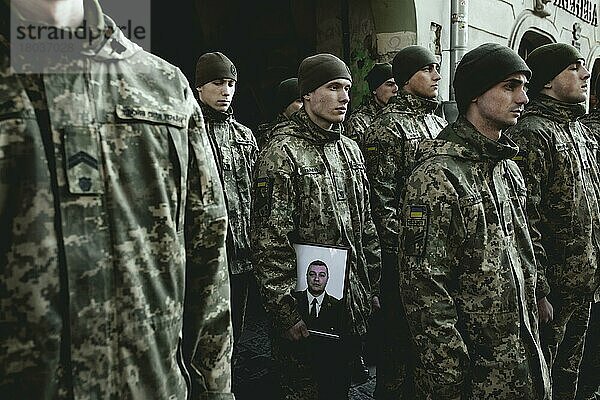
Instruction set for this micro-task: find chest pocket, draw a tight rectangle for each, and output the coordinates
[554,140,575,164]
[232,136,256,185]
[297,164,329,229]
[458,193,485,263]
[113,105,189,230]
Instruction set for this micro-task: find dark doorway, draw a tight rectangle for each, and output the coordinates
[518,30,553,59]
[151,1,317,132]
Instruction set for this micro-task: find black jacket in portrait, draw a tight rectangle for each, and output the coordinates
[293,289,342,336]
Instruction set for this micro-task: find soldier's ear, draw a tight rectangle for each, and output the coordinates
[543,82,552,89]
[303,93,311,102]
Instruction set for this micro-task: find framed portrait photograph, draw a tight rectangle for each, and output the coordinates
[292,242,351,340]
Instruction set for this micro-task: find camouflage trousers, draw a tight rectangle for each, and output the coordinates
[271,333,352,400]
[541,290,592,400]
[576,301,600,400]
[374,252,417,400]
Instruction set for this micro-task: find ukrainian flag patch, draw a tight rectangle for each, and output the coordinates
[404,204,429,256]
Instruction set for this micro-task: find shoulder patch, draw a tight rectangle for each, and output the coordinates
[363,142,379,168]
[512,150,527,169]
[403,205,429,256]
[364,144,378,153]
[253,177,273,221]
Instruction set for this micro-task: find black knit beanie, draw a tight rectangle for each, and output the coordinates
[392,45,438,86]
[298,53,352,95]
[454,43,531,114]
[195,52,237,88]
[276,78,300,112]
[365,63,393,91]
[526,43,584,97]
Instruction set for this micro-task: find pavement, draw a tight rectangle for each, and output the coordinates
[233,286,377,400]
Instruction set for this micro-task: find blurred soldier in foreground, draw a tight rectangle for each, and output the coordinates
[577,76,600,400]
[251,53,381,399]
[345,62,397,147]
[508,43,600,400]
[256,77,302,148]
[196,52,258,342]
[399,43,551,399]
[363,45,447,399]
[0,1,233,399]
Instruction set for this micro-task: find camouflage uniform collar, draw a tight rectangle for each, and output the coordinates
[275,113,289,123]
[582,108,600,124]
[524,93,586,122]
[290,107,342,143]
[91,14,141,60]
[431,116,519,162]
[351,95,380,118]
[366,95,384,114]
[389,91,439,115]
[200,101,233,122]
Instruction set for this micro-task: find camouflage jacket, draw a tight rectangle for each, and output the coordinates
[251,108,381,336]
[580,108,600,149]
[255,113,287,149]
[344,95,383,147]
[507,94,600,300]
[202,103,257,275]
[399,117,551,400]
[0,3,233,399]
[363,92,446,255]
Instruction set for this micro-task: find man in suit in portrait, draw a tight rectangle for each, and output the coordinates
[291,259,347,399]
[293,259,342,336]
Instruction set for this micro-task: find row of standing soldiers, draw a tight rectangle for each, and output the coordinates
[2,1,598,397]
[200,42,600,400]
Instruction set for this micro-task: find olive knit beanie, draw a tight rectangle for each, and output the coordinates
[298,53,352,95]
[392,45,438,86]
[526,43,584,98]
[454,43,531,114]
[276,78,300,112]
[195,52,237,88]
[365,63,393,91]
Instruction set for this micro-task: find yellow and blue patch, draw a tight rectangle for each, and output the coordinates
[404,205,428,256]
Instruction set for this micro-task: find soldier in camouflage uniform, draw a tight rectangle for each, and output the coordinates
[0,1,234,399]
[362,45,447,399]
[577,77,600,400]
[251,53,381,399]
[507,43,600,400]
[255,77,302,149]
[345,62,397,147]
[399,43,551,399]
[195,52,258,341]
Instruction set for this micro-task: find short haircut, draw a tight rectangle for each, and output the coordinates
[307,259,328,274]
